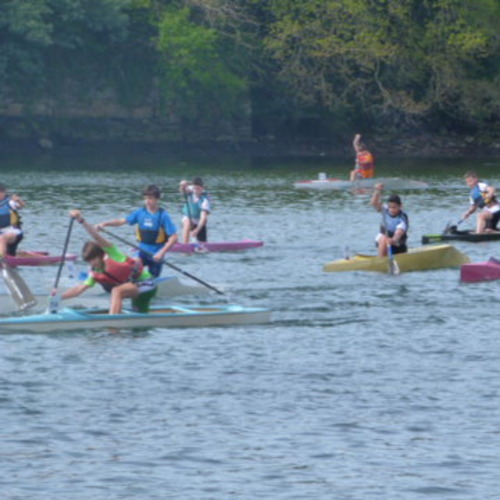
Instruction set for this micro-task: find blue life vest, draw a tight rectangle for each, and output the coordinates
[0,197,21,229]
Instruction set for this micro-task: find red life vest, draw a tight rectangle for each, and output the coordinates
[356,151,375,178]
[91,256,143,291]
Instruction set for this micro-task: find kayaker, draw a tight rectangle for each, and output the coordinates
[462,171,500,233]
[0,183,25,260]
[96,184,178,277]
[179,177,211,245]
[350,134,375,182]
[371,183,409,257]
[58,210,157,314]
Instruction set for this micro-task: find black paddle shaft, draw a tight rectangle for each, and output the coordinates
[53,217,75,290]
[100,228,224,295]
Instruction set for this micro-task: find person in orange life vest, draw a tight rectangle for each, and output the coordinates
[96,184,178,278]
[0,183,25,260]
[179,177,211,244]
[350,134,375,182]
[462,170,500,234]
[371,183,409,257]
[59,210,157,314]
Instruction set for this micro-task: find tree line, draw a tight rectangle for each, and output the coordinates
[1,0,500,144]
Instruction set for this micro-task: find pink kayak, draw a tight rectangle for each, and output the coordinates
[170,239,264,253]
[460,257,500,283]
[5,251,78,267]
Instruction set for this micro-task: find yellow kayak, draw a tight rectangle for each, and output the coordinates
[323,244,470,274]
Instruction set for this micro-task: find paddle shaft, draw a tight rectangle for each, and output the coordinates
[100,228,224,295]
[382,209,399,275]
[53,217,75,291]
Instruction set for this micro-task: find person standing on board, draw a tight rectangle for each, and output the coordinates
[350,134,375,182]
[179,177,211,244]
[371,183,409,257]
[462,171,500,233]
[59,210,157,314]
[96,184,178,277]
[0,183,25,260]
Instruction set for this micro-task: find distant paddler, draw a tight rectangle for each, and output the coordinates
[350,134,375,182]
[371,183,409,258]
[462,171,500,234]
[96,184,178,278]
[179,177,211,245]
[0,183,25,259]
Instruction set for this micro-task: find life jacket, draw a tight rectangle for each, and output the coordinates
[91,256,144,293]
[470,182,497,208]
[356,151,375,179]
[135,208,169,245]
[183,192,211,221]
[380,210,409,246]
[0,197,22,229]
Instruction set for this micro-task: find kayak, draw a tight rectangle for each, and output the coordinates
[422,229,500,244]
[0,304,271,332]
[460,257,500,283]
[0,275,213,315]
[323,244,470,273]
[170,239,263,253]
[294,175,429,191]
[5,251,78,266]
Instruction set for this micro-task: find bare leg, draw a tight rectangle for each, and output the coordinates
[109,283,139,314]
[476,211,491,233]
[182,218,192,244]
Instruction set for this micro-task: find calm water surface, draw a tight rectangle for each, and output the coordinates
[1,149,500,499]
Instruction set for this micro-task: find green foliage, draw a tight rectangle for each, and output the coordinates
[156,6,247,131]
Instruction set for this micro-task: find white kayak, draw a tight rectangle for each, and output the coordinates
[294,175,429,191]
[0,275,213,315]
[0,304,271,332]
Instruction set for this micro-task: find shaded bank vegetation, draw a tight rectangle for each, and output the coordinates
[1,0,500,151]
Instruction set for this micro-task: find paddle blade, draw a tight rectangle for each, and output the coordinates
[47,294,61,314]
[387,246,400,275]
[1,262,37,310]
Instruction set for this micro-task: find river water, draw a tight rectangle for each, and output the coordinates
[1,148,500,499]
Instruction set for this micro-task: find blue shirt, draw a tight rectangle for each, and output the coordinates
[126,207,177,254]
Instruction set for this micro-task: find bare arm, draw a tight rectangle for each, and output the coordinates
[70,209,112,247]
[61,283,91,300]
[154,233,179,260]
[96,218,127,230]
[371,184,384,212]
[353,134,362,153]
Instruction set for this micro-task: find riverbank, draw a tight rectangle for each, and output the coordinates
[2,132,500,158]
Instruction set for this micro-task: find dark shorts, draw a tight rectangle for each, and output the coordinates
[139,250,163,278]
[7,233,23,256]
[486,211,500,230]
[391,244,407,255]
[192,223,207,242]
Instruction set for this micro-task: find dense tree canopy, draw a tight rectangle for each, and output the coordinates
[1,0,500,143]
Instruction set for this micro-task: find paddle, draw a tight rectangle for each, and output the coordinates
[382,210,400,275]
[444,218,465,234]
[100,228,224,295]
[48,217,75,313]
[0,261,37,310]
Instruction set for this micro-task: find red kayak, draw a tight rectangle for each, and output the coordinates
[5,251,78,267]
[460,257,500,283]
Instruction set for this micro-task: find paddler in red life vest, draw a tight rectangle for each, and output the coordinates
[350,134,375,182]
[58,210,157,314]
[0,183,25,260]
[462,170,500,234]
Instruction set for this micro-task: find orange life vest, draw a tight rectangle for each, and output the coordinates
[356,151,375,179]
[91,256,143,291]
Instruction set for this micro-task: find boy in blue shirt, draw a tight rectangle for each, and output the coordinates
[97,185,178,277]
